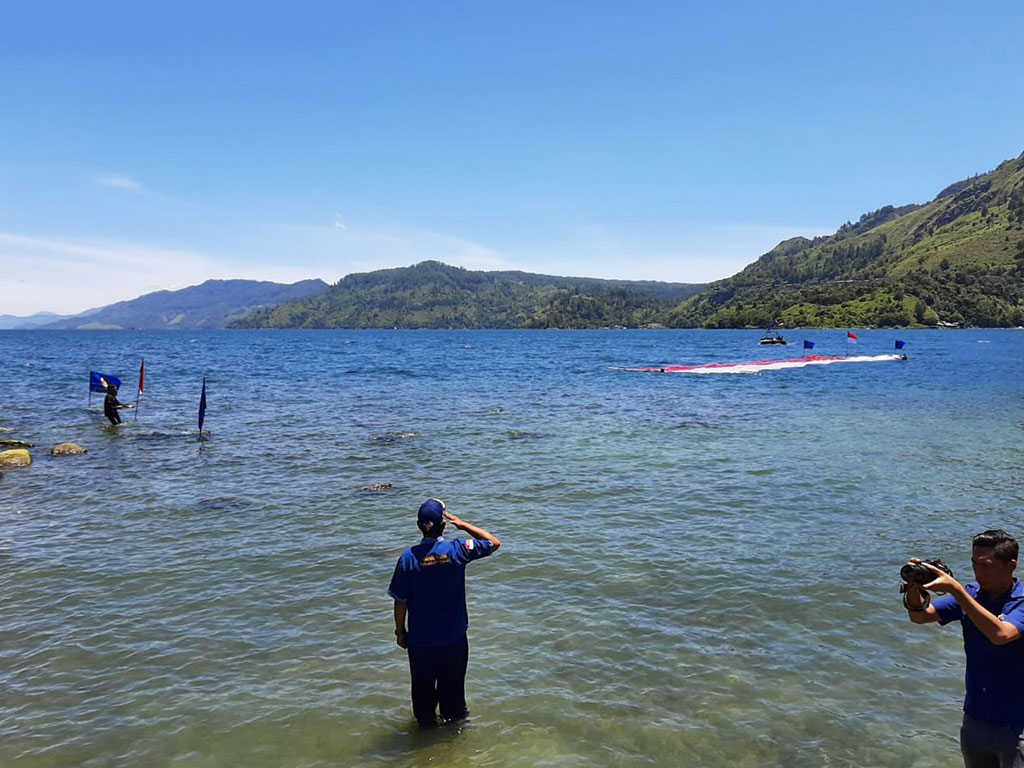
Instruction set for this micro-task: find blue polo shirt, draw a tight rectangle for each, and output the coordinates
[388,536,496,648]
[934,579,1024,728]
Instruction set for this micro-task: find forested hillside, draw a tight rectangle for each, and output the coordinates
[669,151,1024,328]
[231,262,704,329]
[233,151,1024,330]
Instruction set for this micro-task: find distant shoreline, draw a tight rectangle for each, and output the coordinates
[5,325,1022,332]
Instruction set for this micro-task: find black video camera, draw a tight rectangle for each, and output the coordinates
[900,558,954,610]
[900,559,953,586]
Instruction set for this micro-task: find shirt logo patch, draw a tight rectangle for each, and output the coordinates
[465,540,475,550]
[420,554,452,567]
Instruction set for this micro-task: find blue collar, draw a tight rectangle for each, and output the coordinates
[970,578,1022,601]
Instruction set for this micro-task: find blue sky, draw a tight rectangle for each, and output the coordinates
[2,0,1022,315]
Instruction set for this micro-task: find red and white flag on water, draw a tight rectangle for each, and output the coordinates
[847,331,858,344]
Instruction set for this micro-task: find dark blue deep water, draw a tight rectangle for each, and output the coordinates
[1,329,1022,767]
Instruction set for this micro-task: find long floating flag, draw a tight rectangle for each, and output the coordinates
[611,353,906,375]
[134,359,145,421]
[198,377,207,433]
[894,339,906,350]
[803,339,815,350]
[90,371,121,392]
[846,331,858,343]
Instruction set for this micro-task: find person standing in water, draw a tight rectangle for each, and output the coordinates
[102,378,131,425]
[388,498,501,727]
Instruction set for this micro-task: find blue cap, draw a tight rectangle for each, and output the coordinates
[417,498,446,524]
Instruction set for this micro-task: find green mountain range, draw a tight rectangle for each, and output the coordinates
[670,151,1024,328]
[235,151,1024,330]
[230,262,705,329]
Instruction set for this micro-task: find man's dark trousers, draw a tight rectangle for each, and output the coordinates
[407,640,469,726]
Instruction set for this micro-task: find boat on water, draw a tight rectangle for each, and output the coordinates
[758,324,787,345]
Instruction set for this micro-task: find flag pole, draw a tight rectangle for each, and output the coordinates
[198,377,207,438]
[134,358,145,421]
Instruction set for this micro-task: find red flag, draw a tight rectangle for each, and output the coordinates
[846,331,858,342]
[138,359,146,393]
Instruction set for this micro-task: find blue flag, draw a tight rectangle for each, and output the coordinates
[90,371,121,392]
[895,339,906,350]
[803,340,815,349]
[198,378,207,432]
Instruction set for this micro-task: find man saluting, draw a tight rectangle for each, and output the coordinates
[388,498,501,727]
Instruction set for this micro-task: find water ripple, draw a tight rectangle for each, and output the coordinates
[0,329,1021,767]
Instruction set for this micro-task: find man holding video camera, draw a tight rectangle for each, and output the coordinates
[904,529,1024,768]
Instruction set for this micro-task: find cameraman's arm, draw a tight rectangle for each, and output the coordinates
[904,584,941,624]
[920,564,1022,644]
[947,586,1021,645]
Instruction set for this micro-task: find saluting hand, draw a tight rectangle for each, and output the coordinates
[443,511,465,529]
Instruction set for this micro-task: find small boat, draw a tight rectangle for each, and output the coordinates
[758,323,787,345]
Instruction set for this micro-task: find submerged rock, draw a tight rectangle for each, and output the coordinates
[51,443,87,456]
[0,439,34,448]
[359,482,393,492]
[0,449,32,468]
[507,430,543,440]
[197,496,253,511]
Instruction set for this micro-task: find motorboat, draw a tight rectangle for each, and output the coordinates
[759,325,787,345]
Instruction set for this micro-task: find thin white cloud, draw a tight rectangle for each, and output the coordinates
[0,232,316,316]
[506,223,835,284]
[0,215,832,316]
[96,174,143,191]
[263,219,514,278]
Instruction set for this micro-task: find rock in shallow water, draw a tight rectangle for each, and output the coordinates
[0,439,34,448]
[51,443,87,456]
[0,449,32,467]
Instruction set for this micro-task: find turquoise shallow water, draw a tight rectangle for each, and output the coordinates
[1,328,1022,767]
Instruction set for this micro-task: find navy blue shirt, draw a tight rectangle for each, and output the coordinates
[934,579,1024,728]
[388,536,496,648]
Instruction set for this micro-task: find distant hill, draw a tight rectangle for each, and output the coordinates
[667,150,1024,328]
[0,310,97,330]
[229,261,706,329]
[41,279,329,330]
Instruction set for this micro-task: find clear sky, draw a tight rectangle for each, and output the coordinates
[2,0,1022,315]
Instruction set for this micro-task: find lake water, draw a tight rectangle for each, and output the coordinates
[1,329,1022,768]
